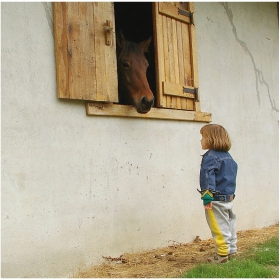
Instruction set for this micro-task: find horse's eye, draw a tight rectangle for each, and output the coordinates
[122,61,130,68]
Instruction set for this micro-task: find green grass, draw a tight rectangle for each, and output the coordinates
[181,237,279,278]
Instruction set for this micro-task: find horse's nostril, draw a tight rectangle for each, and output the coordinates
[141,97,148,105]
[141,97,154,108]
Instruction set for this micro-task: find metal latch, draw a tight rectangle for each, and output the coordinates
[178,8,194,25]
[104,20,113,46]
[183,87,199,101]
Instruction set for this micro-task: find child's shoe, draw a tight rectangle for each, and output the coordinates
[207,254,228,263]
[228,252,237,260]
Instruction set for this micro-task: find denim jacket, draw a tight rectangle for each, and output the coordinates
[200,149,238,195]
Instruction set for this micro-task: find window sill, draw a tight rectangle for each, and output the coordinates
[86,102,211,122]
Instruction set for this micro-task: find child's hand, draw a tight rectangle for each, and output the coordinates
[204,202,212,210]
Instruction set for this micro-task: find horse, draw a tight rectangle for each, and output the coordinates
[117,32,154,114]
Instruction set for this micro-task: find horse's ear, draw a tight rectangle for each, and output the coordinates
[139,36,152,53]
[117,30,125,50]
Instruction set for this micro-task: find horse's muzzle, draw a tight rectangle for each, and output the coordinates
[137,97,154,114]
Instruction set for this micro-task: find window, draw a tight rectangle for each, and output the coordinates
[53,2,211,122]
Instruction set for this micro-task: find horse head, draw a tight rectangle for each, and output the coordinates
[117,32,154,114]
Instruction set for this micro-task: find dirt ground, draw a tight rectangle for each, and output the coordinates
[76,223,278,278]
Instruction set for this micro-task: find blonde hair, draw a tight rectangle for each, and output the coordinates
[200,124,231,152]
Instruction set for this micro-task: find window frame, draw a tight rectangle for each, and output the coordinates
[53,2,211,122]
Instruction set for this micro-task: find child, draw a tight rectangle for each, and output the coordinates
[198,124,238,263]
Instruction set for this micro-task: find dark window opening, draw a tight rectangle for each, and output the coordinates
[114,2,157,107]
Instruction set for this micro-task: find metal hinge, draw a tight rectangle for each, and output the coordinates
[178,8,194,25]
[183,87,199,101]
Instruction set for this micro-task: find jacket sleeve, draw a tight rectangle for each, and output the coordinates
[199,154,219,193]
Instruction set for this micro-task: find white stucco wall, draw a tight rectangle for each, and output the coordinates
[1,2,278,277]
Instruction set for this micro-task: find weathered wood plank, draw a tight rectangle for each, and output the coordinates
[189,2,200,111]
[93,2,118,102]
[181,21,194,110]
[102,3,118,102]
[163,82,196,99]
[153,3,165,108]
[86,102,212,122]
[158,2,192,24]
[171,17,181,109]
[176,21,187,110]
[53,3,69,98]
[54,2,97,100]
[166,16,175,109]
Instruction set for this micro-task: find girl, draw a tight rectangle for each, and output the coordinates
[198,124,238,263]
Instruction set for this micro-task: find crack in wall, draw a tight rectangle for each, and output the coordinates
[221,3,278,112]
[42,2,54,38]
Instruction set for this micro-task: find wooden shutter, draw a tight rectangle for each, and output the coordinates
[153,2,200,111]
[53,2,118,102]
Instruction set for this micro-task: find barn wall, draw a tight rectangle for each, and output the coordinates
[1,2,278,277]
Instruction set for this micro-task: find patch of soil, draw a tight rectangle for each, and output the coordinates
[76,224,278,278]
